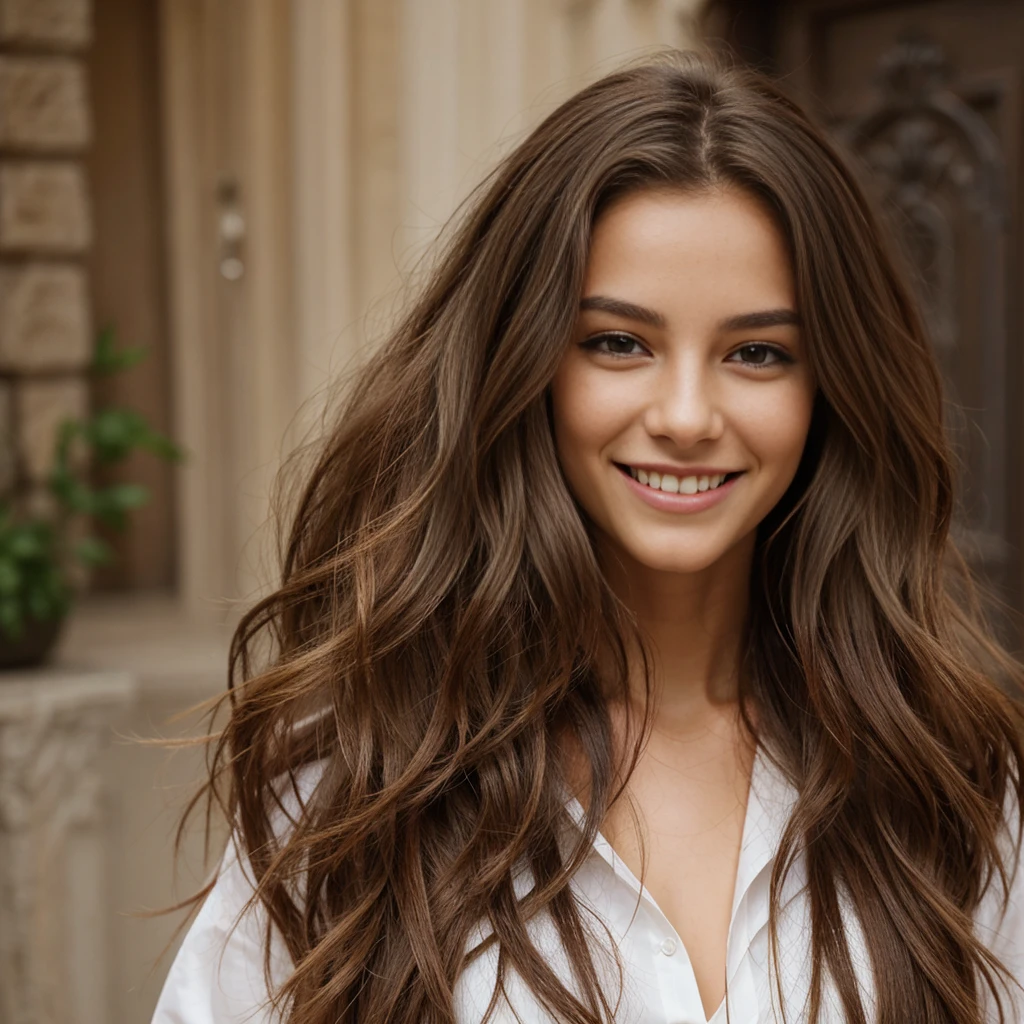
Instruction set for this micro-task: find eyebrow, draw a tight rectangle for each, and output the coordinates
[579,295,802,332]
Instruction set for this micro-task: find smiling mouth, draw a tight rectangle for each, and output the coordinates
[614,464,743,495]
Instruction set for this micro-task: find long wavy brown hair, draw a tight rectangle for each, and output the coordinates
[183,49,1024,1024]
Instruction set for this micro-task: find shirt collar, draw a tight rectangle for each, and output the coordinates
[733,745,799,911]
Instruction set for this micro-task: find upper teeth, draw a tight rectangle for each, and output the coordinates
[628,468,730,494]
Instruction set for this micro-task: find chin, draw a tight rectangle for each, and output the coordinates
[624,541,733,576]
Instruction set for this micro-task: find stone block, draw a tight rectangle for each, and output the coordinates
[16,377,86,481]
[0,163,90,253]
[0,0,91,50]
[0,263,90,371]
[0,58,89,150]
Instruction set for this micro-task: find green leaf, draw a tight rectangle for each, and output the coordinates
[8,530,46,561]
[138,431,185,463]
[42,568,69,610]
[52,418,81,466]
[91,483,150,529]
[48,468,94,514]
[92,325,147,375]
[78,408,184,467]
[75,536,112,567]
[0,599,23,639]
[86,408,146,462]
[0,558,20,595]
[104,482,149,509]
[93,324,115,368]
[27,587,53,621]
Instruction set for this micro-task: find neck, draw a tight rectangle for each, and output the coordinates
[597,532,755,736]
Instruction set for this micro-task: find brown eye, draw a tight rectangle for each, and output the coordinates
[583,332,647,357]
[728,343,791,368]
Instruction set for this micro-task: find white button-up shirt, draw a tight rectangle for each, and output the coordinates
[152,748,1024,1023]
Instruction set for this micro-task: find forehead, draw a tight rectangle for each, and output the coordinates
[583,188,796,321]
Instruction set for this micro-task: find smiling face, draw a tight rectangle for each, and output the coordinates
[550,187,816,581]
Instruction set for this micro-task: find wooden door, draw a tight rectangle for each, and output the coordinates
[159,0,296,613]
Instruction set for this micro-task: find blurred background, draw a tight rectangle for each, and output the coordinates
[0,1,1020,1022]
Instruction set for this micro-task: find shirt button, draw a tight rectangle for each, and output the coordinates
[660,936,678,956]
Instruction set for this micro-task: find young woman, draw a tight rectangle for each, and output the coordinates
[153,50,1024,1024]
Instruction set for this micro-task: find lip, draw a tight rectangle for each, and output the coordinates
[615,463,743,513]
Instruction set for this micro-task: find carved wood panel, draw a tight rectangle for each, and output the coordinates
[832,32,1014,605]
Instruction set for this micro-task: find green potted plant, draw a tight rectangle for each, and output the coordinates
[0,328,183,669]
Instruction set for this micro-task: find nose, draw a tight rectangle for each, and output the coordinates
[642,352,724,448]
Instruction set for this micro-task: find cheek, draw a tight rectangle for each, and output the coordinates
[549,368,582,467]
[739,383,815,478]
[550,364,635,467]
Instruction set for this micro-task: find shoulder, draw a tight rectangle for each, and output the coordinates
[150,760,328,1024]
[150,838,291,1023]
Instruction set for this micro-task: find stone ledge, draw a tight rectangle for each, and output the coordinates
[55,593,234,701]
[0,666,133,720]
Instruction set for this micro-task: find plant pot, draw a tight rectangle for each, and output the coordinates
[0,614,66,670]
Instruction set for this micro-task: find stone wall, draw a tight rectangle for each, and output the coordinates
[0,5,106,1024]
[0,0,92,511]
